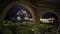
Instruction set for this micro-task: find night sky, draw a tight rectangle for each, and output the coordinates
[42,12,58,19]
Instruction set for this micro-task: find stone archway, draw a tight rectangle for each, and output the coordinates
[39,11,59,34]
[0,1,35,23]
[0,1,36,34]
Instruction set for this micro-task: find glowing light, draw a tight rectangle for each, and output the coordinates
[17,11,20,15]
[17,17,20,20]
[21,9,27,13]
[32,27,34,31]
[40,18,54,23]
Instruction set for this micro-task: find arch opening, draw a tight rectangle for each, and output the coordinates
[38,12,59,34]
[40,12,59,23]
[4,4,33,22]
[2,4,35,34]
